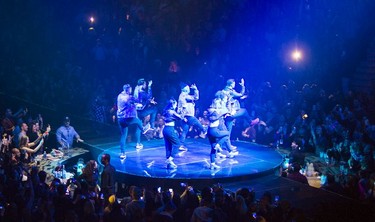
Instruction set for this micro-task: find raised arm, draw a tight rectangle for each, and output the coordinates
[231,78,245,97]
[21,139,44,154]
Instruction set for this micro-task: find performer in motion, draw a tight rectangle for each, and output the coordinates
[162,98,184,169]
[177,83,206,151]
[117,84,144,159]
[207,91,239,165]
[222,78,253,145]
[206,97,230,169]
[133,78,158,132]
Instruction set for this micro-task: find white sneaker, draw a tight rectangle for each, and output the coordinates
[214,144,223,152]
[136,143,144,149]
[178,146,188,151]
[199,131,207,138]
[216,152,227,159]
[166,157,177,169]
[120,153,126,159]
[227,151,239,158]
[210,162,221,170]
[142,123,151,134]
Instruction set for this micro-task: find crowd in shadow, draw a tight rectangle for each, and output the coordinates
[1,74,375,221]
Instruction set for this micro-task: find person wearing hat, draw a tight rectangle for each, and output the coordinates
[117,84,144,159]
[177,82,206,151]
[133,78,158,133]
[56,116,84,149]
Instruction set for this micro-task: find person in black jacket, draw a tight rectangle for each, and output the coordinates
[100,153,116,207]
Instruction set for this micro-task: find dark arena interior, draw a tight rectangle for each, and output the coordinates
[1,1,375,221]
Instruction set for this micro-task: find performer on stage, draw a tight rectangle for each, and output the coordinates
[206,98,230,169]
[117,84,144,159]
[207,92,239,162]
[133,78,158,132]
[222,78,253,141]
[162,98,184,169]
[177,83,206,151]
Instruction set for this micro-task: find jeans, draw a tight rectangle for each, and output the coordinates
[163,125,181,159]
[207,126,230,163]
[138,105,158,128]
[180,116,205,144]
[118,117,143,153]
[225,108,251,135]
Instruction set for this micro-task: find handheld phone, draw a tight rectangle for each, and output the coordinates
[157,187,161,193]
[275,195,279,202]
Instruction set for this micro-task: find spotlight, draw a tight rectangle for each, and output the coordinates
[89,16,95,23]
[291,49,302,61]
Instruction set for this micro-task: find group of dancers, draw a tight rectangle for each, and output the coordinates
[116,78,256,169]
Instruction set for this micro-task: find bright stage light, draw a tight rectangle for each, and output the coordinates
[89,17,95,23]
[291,49,302,61]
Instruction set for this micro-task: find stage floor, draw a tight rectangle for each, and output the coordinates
[97,138,283,185]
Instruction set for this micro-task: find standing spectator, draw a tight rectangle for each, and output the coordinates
[100,153,116,207]
[27,120,51,155]
[125,186,145,222]
[78,160,99,192]
[289,138,305,167]
[19,135,44,163]
[191,187,214,222]
[1,108,27,136]
[56,117,84,150]
[309,123,329,157]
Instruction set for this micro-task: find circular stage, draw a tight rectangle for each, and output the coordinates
[97,139,283,188]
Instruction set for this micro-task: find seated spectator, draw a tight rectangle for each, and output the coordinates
[287,163,309,185]
[366,172,375,202]
[153,113,165,139]
[321,173,344,195]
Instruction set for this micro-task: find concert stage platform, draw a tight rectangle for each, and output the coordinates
[96,139,283,188]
